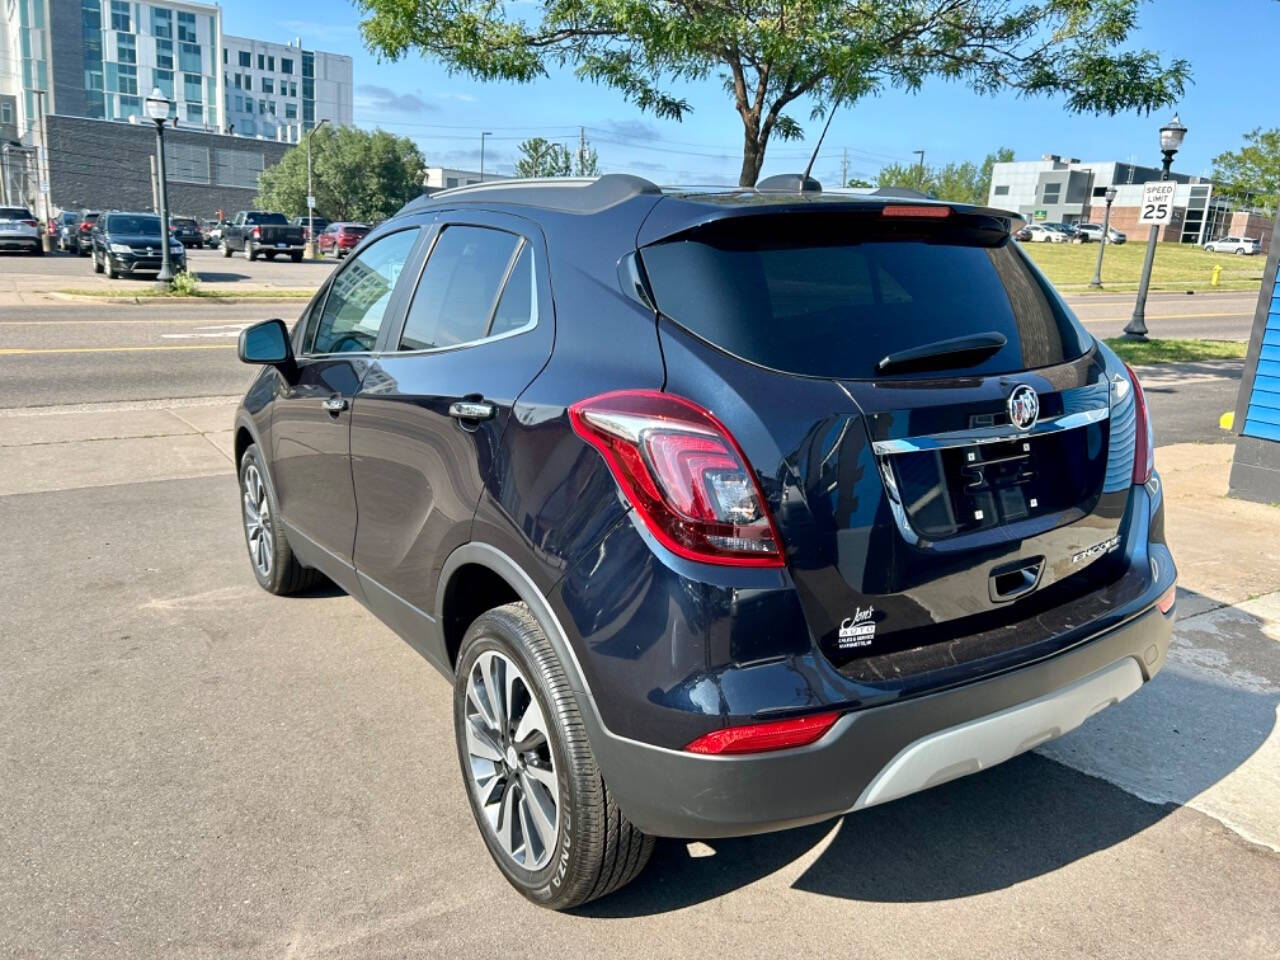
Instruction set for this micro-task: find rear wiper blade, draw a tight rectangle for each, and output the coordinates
[876,331,1008,375]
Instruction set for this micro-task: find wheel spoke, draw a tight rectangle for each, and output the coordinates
[512,695,548,751]
[466,669,499,733]
[517,788,541,862]
[497,781,518,857]
[523,760,556,792]
[480,653,506,732]
[475,769,504,808]
[465,716,504,763]
[520,771,556,852]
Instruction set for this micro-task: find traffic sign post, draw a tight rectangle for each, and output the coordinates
[1137,180,1176,226]
[1125,181,1180,340]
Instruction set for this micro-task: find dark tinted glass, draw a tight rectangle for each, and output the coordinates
[246,212,288,225]
[0,207,34,219]
[400,226,520,351]
[107,215,162,235]
[490,244,535,336]
[641,212,1090,379]
[309,229,417,354]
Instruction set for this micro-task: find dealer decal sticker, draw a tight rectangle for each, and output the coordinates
[838,605,877,650]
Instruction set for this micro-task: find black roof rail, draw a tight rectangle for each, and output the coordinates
[756,173,822,194]
[401,173,662,216]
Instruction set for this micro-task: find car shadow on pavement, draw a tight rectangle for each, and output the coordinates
[579,590,1278,917]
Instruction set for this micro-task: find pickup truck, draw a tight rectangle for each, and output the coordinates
[221,211,305,262]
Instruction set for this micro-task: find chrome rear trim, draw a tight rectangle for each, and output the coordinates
[871,405,1109,456]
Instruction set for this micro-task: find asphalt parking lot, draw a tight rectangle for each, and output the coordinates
[2,250,1277,958]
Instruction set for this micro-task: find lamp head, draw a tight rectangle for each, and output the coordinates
[1104,186,1117,204]
[1160,113,1187,154]
[144,88,171,123]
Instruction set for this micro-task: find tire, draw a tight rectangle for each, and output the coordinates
[454,603,653,910]
[238,444,323,595]
[290,251,302,263]
[104,255,116,279]
[1236,248,1245,256]
[222,242,232,258]
[245,241,257,261]
[92,249,103,273]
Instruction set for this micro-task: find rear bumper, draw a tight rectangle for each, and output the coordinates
[586,599,1173,838]
[0,235,40,250]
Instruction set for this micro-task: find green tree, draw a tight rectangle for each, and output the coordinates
[876,148,1015,205]
[514,137,573,178]
[354,0,1188,187]
[846,177,874,189]
[256,126,426,222]
[574,142,601,177]
[1211,128,1280,209]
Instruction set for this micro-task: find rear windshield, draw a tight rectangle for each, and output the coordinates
[173,218,197,227]
[108,215,162,235]
[640,211,1090,380]
[246,213,288,225]
[0,207,33,219]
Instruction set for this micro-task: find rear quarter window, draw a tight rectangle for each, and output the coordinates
[640,211,1090,380]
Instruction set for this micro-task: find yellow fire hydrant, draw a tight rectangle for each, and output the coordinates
[1211,264,1222,287]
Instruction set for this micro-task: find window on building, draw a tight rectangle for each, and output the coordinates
[179,43,201,73]
[156,39,173,70]
[239,50,251,67]
[109,0,130,32]
[234,94,243,111]
[257,53,265,70]
[284,102,297,120]
[154,69,173,100]
[993,185,1009,196]
[165,142,211,184]
[1042,183,1062,204]
[214,148,266,189]
[289,82,297,97]
[177,12,197,43]
[261,78,274,94]
[281,57,293,74]
[222,49,226,64]
[106,62,138,95]
[1092,186,1107,197]
[244,75,251,91]
[118,95,141,118]
[187,104,202,124]
[151,7,172,39]
[267,55,274,71]
[446,177,458,188]
[184,73,203,103]
[268,101,276,116]
[1,103,12,125]
[233,73,241,89]
[117,32,135,65]
[259,99,266,114]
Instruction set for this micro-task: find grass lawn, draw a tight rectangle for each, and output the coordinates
[1022,240,1265,293]
[1103,337,1248,365]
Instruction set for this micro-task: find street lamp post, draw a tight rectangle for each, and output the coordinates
[144,88,176,289]
[1124,113,1188,340]
[480,131,492,182]
[1089,186,1119,289]
[306,118,330,259]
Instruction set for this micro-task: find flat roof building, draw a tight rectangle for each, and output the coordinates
[222,35,352,144]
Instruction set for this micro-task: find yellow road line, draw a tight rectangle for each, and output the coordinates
[0,344,235,356]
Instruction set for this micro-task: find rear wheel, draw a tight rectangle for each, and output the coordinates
[290,251,302,263]
[245,241,257,261]
[92,249,104,273]
[1236,248,1245,255]
[454,603,653,910]
[238,443,323,595]
[222,242,232,258]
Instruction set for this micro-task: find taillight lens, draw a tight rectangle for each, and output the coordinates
[79,222,92,232]
[21,219,37,228]
[1125,362,1155,484]
[569,390,784,567]
[685,712,841,755]
[251,226,261,239]
[881,204,951,218]
[1156,587,1176,614]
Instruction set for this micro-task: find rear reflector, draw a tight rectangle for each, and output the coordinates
[1157,587,1176,614]
[881,204,951,218]
[685,712,841,755]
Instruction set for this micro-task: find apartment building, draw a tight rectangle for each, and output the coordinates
[222,34,352,143]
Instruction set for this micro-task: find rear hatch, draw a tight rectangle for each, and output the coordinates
[640,202,1138,676]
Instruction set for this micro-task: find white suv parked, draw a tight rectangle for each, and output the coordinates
[1204,236,1262,256]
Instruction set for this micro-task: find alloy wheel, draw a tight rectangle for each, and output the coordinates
[241,463,273,578]
[463,650,560,870]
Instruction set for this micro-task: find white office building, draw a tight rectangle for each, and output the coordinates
[222,35,352,143]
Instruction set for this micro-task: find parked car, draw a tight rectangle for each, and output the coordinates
[0,206,43,254]
[221,211,305,261]
[1024,222,1068,243]
[1043,221,1085,243]
[1204,236,1262,256]
[317,221,369,258]
[293,215,330,242]
[89,210,187,278]
[67,211,100,255]
[170,216,203,248]
[1075,222,1126,244]
[55,211,79,251]
[202,219,226,249]
[232,175,1176,910]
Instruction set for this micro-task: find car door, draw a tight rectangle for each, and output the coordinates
[269,226,422,588]
[348,211,554,656]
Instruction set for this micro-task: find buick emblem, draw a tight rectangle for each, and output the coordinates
[1007,384,1040,431]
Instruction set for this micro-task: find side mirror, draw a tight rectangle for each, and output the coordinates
[238,318,292,365]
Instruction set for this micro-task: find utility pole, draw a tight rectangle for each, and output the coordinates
[480,131,492,181]
[913,149,925,189]
[842,148,848,188]
[579,126,586,176]
[33,89,52,252]
[305,118,329,258]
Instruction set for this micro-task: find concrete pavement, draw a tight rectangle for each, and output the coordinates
[0,399,1276,958]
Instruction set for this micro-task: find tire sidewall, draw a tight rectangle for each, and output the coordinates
[238,444,288,592]
[453,615,590,907]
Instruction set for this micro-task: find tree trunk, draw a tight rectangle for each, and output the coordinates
[738,132,764,187]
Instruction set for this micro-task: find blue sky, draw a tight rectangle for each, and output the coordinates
[230,0,1279,185]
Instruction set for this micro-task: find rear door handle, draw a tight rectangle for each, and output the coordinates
[322,397,348,414]
[449,399,496,421]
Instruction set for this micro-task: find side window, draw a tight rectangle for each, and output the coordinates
[308,229,418,355]
[489,244,536,336]
[399,225,525,351]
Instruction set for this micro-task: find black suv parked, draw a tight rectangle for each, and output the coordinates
[233,174,1176,909]
[90,211,186,278]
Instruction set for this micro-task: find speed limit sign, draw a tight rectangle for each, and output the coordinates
[1138,181,1176,225]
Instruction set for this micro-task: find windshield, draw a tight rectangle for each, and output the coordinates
[640,211,1091,380]
[0,207,33,220]
[108,215,162,235]
[246,213,288,225]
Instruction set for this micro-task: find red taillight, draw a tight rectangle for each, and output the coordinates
[1125,362,1155,484]
[251,226,261,239]
[685,712,841,755]
[21,219,37,228]
[79,222,92,232]
[1156,587,1176,615]
[568,390,784,567]
[881,204,951,218]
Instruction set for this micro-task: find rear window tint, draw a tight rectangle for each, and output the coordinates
[0,207,32,219]
[640,212,1089,379]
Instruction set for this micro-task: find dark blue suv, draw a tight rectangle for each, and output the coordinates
[233,174,1176,908]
